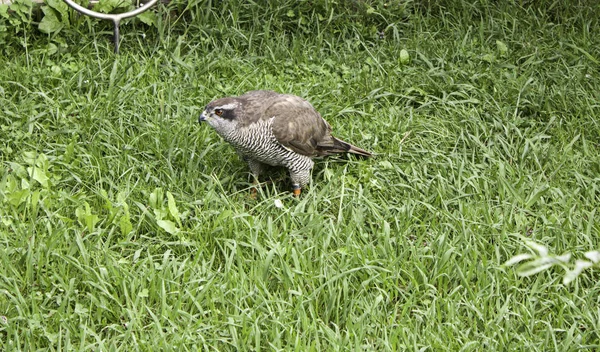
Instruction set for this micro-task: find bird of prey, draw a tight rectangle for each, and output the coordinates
[199,90,371,196]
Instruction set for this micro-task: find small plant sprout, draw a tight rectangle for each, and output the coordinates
[506,240,600,285]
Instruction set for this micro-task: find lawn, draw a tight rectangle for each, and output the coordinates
[1,1,599,350]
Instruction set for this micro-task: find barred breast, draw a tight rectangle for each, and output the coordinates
[222,118,314,173]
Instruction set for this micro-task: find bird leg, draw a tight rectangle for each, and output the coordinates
[249,177,259,199]
[246,158,266,199]
[292,184,301,197]
[289,169,310,197]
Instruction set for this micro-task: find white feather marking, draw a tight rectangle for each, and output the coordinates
[215,103,237,110]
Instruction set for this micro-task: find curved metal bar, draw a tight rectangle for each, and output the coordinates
[63,0,158,21]
[63,0,158,53]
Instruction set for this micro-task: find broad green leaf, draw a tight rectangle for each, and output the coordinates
[378,160,393,169]
[94,0,132,13]
[4,175,18,192]
[119,212,133,235]
[149,188,162,209]
[1,217,13,227]
[46,42,58,56]
[7,189,29,207]
[27,166,49,187]
[133,248,142,262]
[75,206,84,223]
[39,10,63,34]
[74,303,88,315]
[30,190,40,212]
[481,53,495,63]
[22,151,39,166]
[157,220,178,234]
[0,5,9,18]
[496,40,508,56]
[45,0,68,19]
[85,207,99,232]
[137,11,156,26]
[399,49,410,64]
[86,214,100,232]
[153,208,168,221]
[166,191,181,226]
[76,202,99,232]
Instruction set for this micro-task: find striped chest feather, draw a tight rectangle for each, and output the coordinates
[222,118,295,167]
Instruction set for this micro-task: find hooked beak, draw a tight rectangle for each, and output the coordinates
[198,111,208,123]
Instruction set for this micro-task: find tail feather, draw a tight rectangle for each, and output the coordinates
[318,137,372,157]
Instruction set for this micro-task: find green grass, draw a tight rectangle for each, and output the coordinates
[1,1,600,350]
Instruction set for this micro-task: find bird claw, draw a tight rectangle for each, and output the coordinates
[292,184,301,197]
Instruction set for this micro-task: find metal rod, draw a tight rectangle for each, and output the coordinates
[62,0,159,53]
[113,19,120,54]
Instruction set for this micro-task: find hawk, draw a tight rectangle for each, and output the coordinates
[199,90,371,195]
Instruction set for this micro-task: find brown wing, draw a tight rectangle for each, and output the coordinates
[267,95,338,157]
[235,90,282,127]
[238,91,372,157]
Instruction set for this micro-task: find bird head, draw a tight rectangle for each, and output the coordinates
[199,98,242,135]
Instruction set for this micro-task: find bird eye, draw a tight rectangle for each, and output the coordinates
[214,109,224,116]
